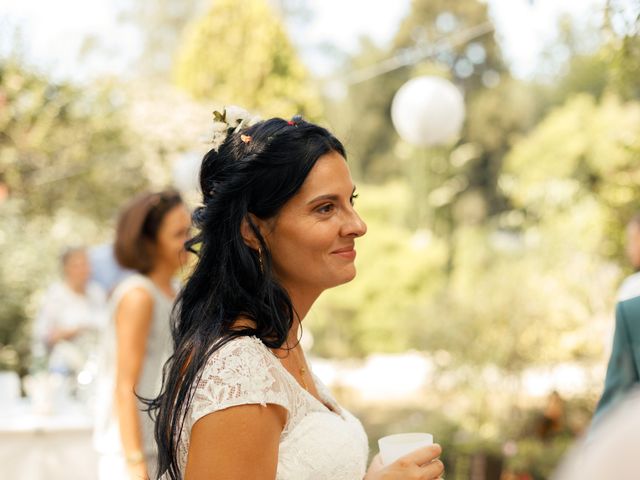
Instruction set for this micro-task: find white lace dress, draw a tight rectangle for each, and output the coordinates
[174,336,369,479]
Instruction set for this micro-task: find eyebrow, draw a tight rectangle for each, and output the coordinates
[307,185,357,205]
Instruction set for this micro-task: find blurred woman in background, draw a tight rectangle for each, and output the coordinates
[94,190,190,480]
[32,246,106,379]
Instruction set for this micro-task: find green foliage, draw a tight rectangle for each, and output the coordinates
[0,60,149,373]
[610,32,640,100]
[120,0,207,78]
[505,436,575,480]
[174,0,322,119]
[502,93,640,262]
[503,94,640,204]
[605,1,640,101]
[393,0,505,92]
[0,61,147,220]
[329,0,510,187]
[326,39,409,182]
[545,52,610,105]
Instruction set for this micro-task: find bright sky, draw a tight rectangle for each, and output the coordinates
[0,0,617,82]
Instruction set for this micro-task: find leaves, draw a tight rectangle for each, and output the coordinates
[174,0,322,119]
[0,61,151,373]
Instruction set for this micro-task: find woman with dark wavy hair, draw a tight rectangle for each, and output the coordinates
[150,112,444,480]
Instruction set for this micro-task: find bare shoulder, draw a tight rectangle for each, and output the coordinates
[186,403,285,479]
[193,402,287,434]
[119,286,154,309]
[115,286,154,324]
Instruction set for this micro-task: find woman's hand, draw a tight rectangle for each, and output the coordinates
[365,444,444,480]
[48,325,82,345]
[127,461,149,480]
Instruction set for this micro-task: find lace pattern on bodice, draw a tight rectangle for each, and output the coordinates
[176,336,369,480]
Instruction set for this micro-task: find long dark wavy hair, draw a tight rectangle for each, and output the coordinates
[148,116,346,479]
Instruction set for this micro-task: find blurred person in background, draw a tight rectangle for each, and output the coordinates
[148,112,444,480]
[616,213,640,301]
[554,389,640,480]
[592,214,640,427]
[32,246,107,378]
[591,295,640,426]
[94,190,190,480]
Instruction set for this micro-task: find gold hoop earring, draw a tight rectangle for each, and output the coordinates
[258,247,264,274]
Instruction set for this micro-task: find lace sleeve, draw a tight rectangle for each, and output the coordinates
[188,337,291,427]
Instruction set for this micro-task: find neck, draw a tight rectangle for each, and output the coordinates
[282,283,322,347]
[147,262,176,290]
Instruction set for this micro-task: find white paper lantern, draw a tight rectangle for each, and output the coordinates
[391,76,465,146]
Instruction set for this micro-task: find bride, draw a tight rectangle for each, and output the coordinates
[149,111,444,480]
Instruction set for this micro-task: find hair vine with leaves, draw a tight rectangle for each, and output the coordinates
[210,105,260,151]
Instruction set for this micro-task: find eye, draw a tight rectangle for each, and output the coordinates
[350,193,359,206]
[317,203,335,214]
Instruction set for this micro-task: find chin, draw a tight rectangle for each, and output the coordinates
[336,268,357,286]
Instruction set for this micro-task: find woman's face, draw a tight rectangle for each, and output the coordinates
[154,204,191,273]
[63,250,91,288]
[263,150,367,294]
[627,222,640,269]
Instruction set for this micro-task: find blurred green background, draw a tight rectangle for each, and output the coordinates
[1,0,639,478]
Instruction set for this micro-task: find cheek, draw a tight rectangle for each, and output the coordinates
[294,228,333,259]
[157,237,181,257]
[271,231,320,271]
[298,234,341,278]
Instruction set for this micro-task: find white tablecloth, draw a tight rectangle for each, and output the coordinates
[0,401,98,480]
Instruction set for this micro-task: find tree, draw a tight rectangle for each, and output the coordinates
[0,61,147,220]
[0,60,149,372]
[174,0,322,119]
[601,0,640,101]
[323,37,412,182]
[393,0,505,93]
[118,0,207,79]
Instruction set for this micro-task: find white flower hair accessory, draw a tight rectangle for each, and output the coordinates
[210,105,260,151]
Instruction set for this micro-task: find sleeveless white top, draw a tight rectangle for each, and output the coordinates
[174,336,369,479]
[94,274,175,463]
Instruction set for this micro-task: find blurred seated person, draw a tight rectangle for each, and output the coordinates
[32,246,107,375]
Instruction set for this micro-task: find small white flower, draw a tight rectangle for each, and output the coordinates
[209,106,260,151]
[225,105,251,129]
[211,122,228,133]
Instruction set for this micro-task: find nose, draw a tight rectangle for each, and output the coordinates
[342,207,367,238]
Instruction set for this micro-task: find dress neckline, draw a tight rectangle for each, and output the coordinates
[247,336,343,418]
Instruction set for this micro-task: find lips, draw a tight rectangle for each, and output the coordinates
[331,246,356,260]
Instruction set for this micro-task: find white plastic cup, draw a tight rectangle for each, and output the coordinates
[378,432,434,465]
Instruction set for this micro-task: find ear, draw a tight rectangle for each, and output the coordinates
[240,213,263,250]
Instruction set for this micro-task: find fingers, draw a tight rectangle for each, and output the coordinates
[420,458,444,479]
[398,443,442,466]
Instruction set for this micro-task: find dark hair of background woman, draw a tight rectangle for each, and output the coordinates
[114,190,183,273]
[147,117,347,479]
